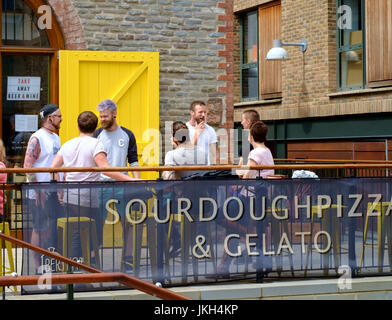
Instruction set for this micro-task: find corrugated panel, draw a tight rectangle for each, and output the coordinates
[59,50,160,180]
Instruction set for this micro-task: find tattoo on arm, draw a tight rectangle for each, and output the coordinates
[24,136,40,182]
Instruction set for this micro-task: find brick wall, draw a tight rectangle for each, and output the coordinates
[47,0,87,50]
[233,15,241,106]
[279,0,330,117]
[233,0,392,122]
[234,0,274,12]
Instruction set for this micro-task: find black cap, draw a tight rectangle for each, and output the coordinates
[39,104,59,120]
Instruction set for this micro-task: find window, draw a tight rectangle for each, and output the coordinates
[2,0,50,47]
[240,10,258,100]
[337,0,365,90]
[240,1,282,101]
[337,0,392,90]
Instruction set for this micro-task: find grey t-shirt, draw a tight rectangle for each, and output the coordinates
[94,126,138,181]
[164,146,208,179]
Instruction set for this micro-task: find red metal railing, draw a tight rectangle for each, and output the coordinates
[0,231,191,300]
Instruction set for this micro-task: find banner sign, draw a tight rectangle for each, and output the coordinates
[21,178,392,293]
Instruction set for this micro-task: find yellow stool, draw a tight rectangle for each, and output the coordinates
[266,207,294,276]
[0,222,17,292]
[126,192,215,283]
[57,217,100,269]
[167,211,216,284]
[122,195,160,281]
[102,201,124,248]
[167,212,195,283]
[304,205,345,276]
[360,202,392,271]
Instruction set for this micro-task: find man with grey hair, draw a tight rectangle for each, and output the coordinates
[94,99,139,179]
[94,99,139,272]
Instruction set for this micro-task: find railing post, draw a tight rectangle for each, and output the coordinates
[1,228,5,300]
[66,266,74,300]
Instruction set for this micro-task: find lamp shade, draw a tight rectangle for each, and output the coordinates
[266,46,289,60]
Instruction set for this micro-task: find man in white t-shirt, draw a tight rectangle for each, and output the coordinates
[51,111,137,265]
[236,109,260,178]
[24,104,62,273]
[186,100,219,165]
[162,121,208,180]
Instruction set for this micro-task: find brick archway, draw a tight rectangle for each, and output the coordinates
[47,0,87,50]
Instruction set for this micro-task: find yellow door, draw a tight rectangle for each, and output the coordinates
[59,50,160,180]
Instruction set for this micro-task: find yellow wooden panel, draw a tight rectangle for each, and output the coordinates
[59,51,160,180]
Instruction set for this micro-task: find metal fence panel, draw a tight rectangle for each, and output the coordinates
[16,177,392,293]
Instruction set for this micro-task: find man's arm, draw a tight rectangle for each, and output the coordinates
[50,153,64,182]
[130,164,140,179]
[242,158,258,179]
[95,152,141,181]
[23,136,40,182]
[162,150,177,180]
[162,171,175,180]
[123,127,140,178]
[235,157,245,178]
[208,126,219,165]
[50,153,65,204]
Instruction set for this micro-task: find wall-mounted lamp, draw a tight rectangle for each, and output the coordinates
[266,38,307,60]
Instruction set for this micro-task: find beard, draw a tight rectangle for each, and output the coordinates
[53,122,61,131]
[195,116,205,124]
[101,118,114,129]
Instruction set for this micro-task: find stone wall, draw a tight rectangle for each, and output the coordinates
[50,0,234,133]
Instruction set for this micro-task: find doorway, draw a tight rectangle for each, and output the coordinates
[2,55,50,167]
[0,0,64,238]
[0,0,64,168]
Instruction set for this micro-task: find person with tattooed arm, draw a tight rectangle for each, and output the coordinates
[23,104,62,274]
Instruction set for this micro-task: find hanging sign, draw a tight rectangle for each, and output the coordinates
[7,76,41,101]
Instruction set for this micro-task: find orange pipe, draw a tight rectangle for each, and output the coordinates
[0,273,190,300]
[0,232,190,300]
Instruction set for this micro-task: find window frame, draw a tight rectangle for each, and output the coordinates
[0,0,64,138]
[336,0,366,91]
[240,9,259,102]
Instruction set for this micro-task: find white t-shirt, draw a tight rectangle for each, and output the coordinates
[28,128,61,199]
[247,147,275,179]
[186,121,218,165]
[164,145,208,179]
[240,147,275,197]
[58,136,106,207]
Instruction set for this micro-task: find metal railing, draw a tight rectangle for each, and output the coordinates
[273,158,392,178]
[2,161,392,297]
[0,231,190,300]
